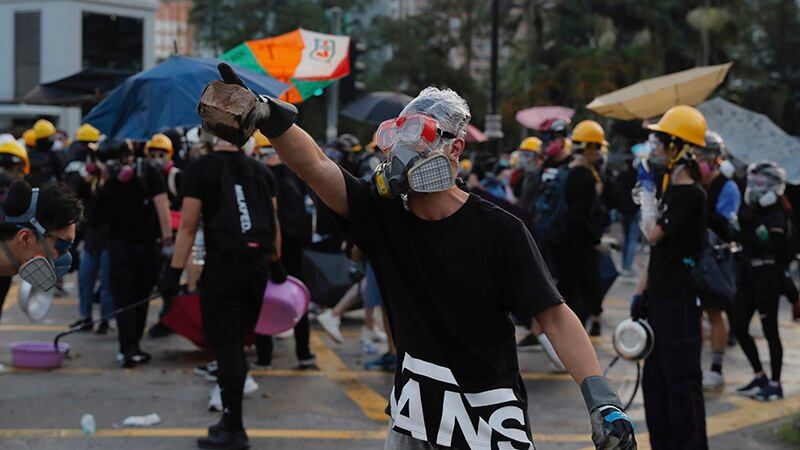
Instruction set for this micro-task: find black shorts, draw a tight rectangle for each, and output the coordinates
[699,291,727,311]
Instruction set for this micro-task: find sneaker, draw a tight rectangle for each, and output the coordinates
[364,352,396,372]
[702,371,725,390]
[361,325,387,343]
[618,269,637,279]
[116,353,137,369]
[297,356,319,371]
[208,412,238,437]
[195,361,219,382]
[316,309,344,343]
[754,383,784,401]
[588,320,601,337]
[148,322,173,338]
[208,384,223,412]
[95,320,110,335]
[131,351,152,365]
[736,374,769,397]
[197,428,249,449]
[517,333,541,351]
[243,374,258,396]
[70,317,93,332]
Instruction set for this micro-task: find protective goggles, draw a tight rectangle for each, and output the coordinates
[375,114,456,152]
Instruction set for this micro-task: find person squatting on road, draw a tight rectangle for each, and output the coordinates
[731,161,789,401]
[631,105,709,449]
[199,63,636,450]
[160,136,280,449]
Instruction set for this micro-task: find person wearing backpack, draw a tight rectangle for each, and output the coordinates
[26,119,64,187]
[96,138,173,368]
[552,120,608,334]
[160,136,279,449]
[731,161,789,402]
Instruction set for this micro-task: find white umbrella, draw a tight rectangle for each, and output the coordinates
[697,97,800,184]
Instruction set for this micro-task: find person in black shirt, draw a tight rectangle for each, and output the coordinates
[553,120,608,335]
[27,119,64,187]
[96,139,173,368]
[632,105,709,449]
[161,137,279,450]
[202,66,636,450]
[731,161,788,402]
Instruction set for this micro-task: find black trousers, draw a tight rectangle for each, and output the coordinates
[643,279,708,450]
[255,243,312,365]
[108,239,160,355]
[200,251,269,430]
[0,276,12,322]
[553,242,602,324]
[731,263,783,381]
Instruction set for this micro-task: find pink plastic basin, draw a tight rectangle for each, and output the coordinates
[10,341,69,369]
[255,276,311,336]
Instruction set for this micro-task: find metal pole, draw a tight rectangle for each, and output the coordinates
[326,7,343,143]
[484,0,503,156]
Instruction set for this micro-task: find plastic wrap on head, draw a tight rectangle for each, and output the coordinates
[400,87,471,137]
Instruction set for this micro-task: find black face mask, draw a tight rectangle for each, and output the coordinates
[35,138,54,153]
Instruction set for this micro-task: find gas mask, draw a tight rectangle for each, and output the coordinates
[0,188,73,291]
[371,114,458,199]
[719,160,735,179]
[744,161,786,208]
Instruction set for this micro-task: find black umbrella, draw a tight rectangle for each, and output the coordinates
[341,91,413,125]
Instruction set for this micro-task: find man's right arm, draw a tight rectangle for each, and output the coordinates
[270,125,349,219]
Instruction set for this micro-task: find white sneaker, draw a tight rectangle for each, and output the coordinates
[361,325,387,343]
[317,309,344,343]
[243,374,259,396]
[702,371,725,390]
[208,384,222,412]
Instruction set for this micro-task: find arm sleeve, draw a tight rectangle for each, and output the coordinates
[500,220,564,322]
[327,166,378,252]
[716,181,741,220]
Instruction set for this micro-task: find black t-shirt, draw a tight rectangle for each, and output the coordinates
[98,160,167,244]
[648,183,707,292]
[737,203,787,262]
[332,167,563,449]
[564,165,602,246]
[181,151,276,254]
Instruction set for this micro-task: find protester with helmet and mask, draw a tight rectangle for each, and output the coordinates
[0,139,32,320]
[514,137,543,213]
[731,161,789,401]
[0,181,81,322]
[27,119,64,187]
[200,65,636,450]
[693,131,741,390]
[145,133,183,207]
[96,138,173,368]
[22,129,37,153]
[631,105,709,449]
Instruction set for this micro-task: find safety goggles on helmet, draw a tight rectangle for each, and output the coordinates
[375,114,456,152]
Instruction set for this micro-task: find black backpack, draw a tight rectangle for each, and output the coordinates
[533,167,570,245]
[205,154,275,254]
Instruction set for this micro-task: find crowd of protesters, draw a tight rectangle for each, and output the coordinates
[0,88,798,449]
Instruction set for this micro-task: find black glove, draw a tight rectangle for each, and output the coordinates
[158,266,183,300]
[216,63,298,139]
[630,293,648,320]
[581,376,637,450]
[270,260,288,284]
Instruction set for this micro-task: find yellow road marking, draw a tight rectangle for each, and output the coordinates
[0,428,387,440]
[51,298,78,306]
[310,332,389,422]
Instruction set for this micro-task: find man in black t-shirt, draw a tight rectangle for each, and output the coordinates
[96,139,173,368]
[632,106,709,449]
[199,65,636,450]
[161,137,279,450]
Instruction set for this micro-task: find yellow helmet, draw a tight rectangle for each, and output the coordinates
[253,130,271,148]
[146,133,173,157]
[23,129,37,147]
[518,137,542,153]
[0,140,30,174]
[646,105,707,147]
[571,120,608,146]
[33,119,56,139]
[76,123,101,142]
[459,159,473,174]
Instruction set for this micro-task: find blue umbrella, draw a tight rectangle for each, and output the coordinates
[83,56,289,139]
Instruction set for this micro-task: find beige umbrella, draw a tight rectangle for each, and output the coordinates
[586,62,732,120]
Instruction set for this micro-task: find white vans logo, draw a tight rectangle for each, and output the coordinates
[234,184,252,232]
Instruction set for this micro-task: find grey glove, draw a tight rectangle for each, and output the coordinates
[581,376,637,450]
